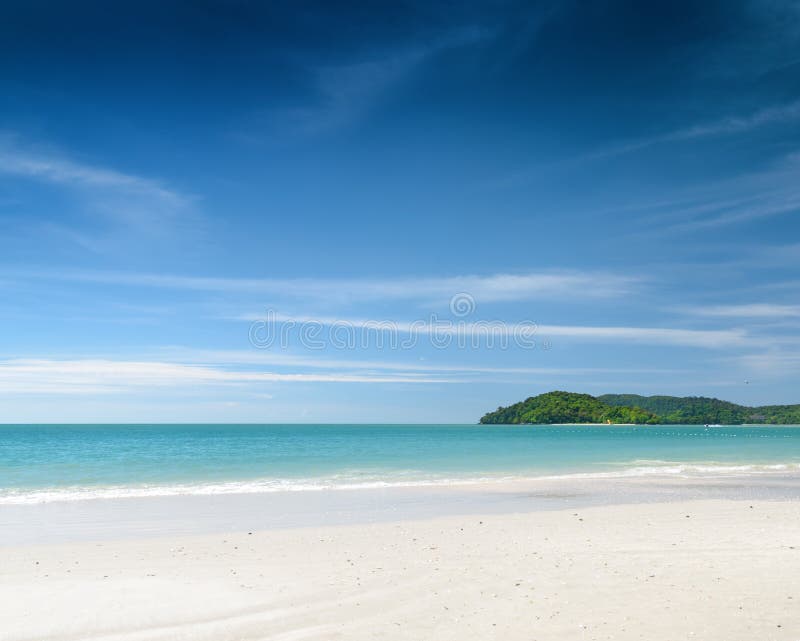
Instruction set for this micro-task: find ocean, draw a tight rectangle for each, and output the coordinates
[2,423,800,505]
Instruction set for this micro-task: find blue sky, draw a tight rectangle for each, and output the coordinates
[1,0,800,422]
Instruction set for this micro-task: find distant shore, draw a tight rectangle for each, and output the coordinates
[501,422,800,427]
[480,391,800,425]
[545,422,637,425]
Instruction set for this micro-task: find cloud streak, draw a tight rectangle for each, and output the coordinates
[535,324,745,348]
[0,140,187,208]
[12,268,640,303]
[679,303,800,318]
[270,27,490,136]
[0,359,457,394]
[241,312,748,348]
[161,347,685,376]
[0,137,194,248]
[588,99,800,163]
[0,352,693,396]
[493,99,800,192]
[0,151,182,206]
[577,152,800,235]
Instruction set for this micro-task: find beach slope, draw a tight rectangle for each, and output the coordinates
[2,499,799,640]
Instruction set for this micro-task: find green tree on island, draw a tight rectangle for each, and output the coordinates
[480,391,800,425]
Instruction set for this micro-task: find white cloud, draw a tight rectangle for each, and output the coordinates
[680,303,800,318]
[0,148,184,206]
[161,347,684,376]
[535,324,746,348]
[732,350,800,376]
[0,353,692,397]
[241,312,747,348]
[15,268,639,303]
[0,139,186,209]
[0,359,457,394]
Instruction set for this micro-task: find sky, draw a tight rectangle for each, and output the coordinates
[1,0,800,422]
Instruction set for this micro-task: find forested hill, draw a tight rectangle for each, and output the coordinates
[479,391,659,425]
[598,394,800,425]
[480,391,800,425]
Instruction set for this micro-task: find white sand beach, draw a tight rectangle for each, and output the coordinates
[2,495,799,641]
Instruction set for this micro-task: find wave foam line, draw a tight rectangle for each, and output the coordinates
[0,476,514,505]
[2,462,799,505]
[539,462,798,480]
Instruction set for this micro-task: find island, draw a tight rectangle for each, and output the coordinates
[479,391,800,425]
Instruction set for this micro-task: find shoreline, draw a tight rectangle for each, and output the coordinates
[3,459,800,508]
[4,472,800,546]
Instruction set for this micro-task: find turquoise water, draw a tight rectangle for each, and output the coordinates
[1,424,800,503]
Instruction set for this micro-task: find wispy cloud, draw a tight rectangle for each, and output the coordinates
[672,100,800,140]
[730,350,800,377]
[492,99,800,191]
[0,145,185,207]
[0,136,194,248]
[535,324,745,348]
[12,268,639,303]
[0,352,692,396]
[0,359,456,394]
[260,27,489,136]
[283,48,429,135]
[241,311,747,348]
[161,347,685,376]
[679,303,800,319]
[574,152,800,235]
[663,191,800,232]
[588,99,800,162]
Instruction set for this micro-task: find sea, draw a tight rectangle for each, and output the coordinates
[2,423,800,505]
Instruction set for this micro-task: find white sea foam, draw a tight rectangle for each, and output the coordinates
[538,462,796,480]
[0,476,520,505]
[1,461,799,505]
